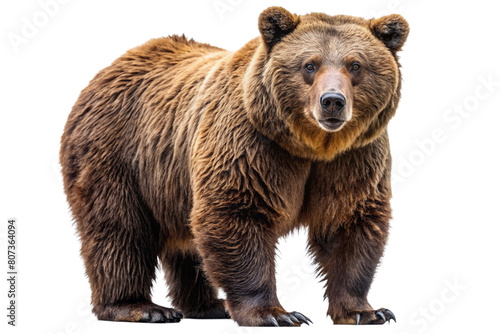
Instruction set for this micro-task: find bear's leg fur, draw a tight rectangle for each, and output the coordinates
[191,212,311,327]
[308,197,395,325]
[161,250,228,319]
[75,169,183,323]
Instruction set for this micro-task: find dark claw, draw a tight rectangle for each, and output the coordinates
[268,315,279,327]
[356,313,361,325]
[291,312,312,325]
[279,315,295,326]
[385,309,396,323]
[289,314,300,324]
[376,310,386,322]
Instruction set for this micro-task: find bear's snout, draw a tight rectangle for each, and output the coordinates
[311,68,353,133]
[317,92,350,131]
[321,92,345,115]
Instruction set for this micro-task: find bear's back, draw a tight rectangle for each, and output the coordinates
[60,35,229,229]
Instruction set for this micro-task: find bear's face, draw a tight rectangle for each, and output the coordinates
[272,16,400,133]
[245,7,409,160]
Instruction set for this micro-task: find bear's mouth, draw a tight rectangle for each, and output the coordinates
[318,118,345,131]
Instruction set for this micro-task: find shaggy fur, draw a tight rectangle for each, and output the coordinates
[60,7,409,326]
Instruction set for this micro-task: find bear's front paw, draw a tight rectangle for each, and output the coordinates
[233,306,312,326]
[336,308,395,325]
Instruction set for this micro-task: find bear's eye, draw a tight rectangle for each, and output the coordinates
[305,63,315,73]
[351,62,361,72]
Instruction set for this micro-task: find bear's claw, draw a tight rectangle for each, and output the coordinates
[268,315,279,327]
[354,308,395,325]
[385,309,396,323]
[376,310,386,322]
[291,311,312,325]
[259,311,311,326]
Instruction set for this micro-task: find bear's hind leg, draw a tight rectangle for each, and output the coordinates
[161,250,229,319]
[74,168,183,323]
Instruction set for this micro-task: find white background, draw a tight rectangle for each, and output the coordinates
[1,0,499,333]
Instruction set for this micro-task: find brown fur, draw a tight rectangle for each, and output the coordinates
[60,7,408,326]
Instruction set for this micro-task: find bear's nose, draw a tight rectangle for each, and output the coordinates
[320,92,346,115]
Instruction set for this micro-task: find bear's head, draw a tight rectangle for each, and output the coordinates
[243,7,409,160]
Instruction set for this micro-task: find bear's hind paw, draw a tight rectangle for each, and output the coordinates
[96,301,183,323]
[183,300,230,319]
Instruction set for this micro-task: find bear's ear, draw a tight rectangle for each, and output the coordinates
[258,7,299,49]
[369,14,409,52]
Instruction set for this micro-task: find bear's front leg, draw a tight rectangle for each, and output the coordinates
[190,205,311,326]
[308,196,395,325]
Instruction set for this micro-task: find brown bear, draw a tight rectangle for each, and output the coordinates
[60,7,409,326]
